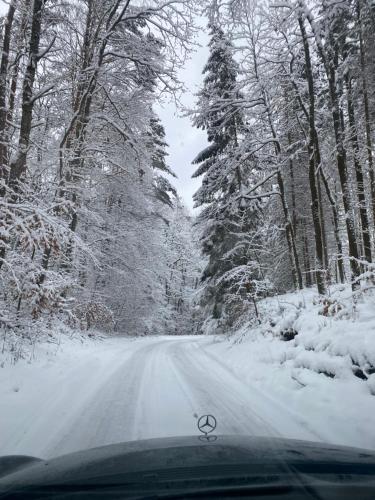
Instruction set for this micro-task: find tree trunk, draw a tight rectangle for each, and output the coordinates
[357,0,375,238]
[303,225,312,287]
[263,109,303,290]
[6,0,31,128]
[0,0,16,183]
[250,38,303,290]
[317,171,329,275]
[319,166,345,283]
[298,16,326,294]
[304,0,361,284]
[345,73,372,263]
[329,71,361,283]
[288,132,298,236]
[8,0,44,190]
[0,0,16,268]
[285,15,345,286]
[276,170,303,290]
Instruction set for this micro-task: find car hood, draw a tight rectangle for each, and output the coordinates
[1,435,375,497]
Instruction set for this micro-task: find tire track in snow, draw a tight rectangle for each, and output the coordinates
[167,339,280,437]
[43,339,170,457]
[167,339,325,443]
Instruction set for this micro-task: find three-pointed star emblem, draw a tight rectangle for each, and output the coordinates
[197,414,217,435]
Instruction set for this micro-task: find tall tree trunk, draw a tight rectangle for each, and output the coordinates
[276,168,303,290]
[0,0,16,184]
[298,15,326,294]
[249,36,303,290]
[8,0,44,190]
[303,225,312,287]
[0,0,16,269]
[285,27,345,286]
[357,0,375,238]
[284,29,344,286]
[345,73,372,263]
[288,132,298,236]
[264,103,303,290]
[318,166,345,283]
[317,171,329,275]
[304,1,361,284]
[327,67,361,283]
[7,0,31,128]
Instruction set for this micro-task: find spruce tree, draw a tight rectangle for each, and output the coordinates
[192,23,248,324]
[148,113,177,207]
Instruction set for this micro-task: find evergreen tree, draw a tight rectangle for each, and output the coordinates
[192,23,243,189]
[147,114,178,207]
[192,23,253,325]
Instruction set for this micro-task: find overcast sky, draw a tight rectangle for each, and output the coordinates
[0,1,208,211]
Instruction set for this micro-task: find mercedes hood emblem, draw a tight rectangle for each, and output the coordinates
[197,414,217,435]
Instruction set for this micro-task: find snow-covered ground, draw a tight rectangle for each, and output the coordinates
[2,287,375,459]
[0,334,320,459]
[204,286,375,450]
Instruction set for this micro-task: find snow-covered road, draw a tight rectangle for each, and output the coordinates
[1,336,325,459]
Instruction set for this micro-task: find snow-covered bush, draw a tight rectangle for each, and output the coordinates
[70,302,115,332]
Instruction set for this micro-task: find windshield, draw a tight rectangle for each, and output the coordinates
[1,0,375,468]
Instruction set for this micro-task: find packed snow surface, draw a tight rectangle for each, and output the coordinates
[2,292,375,460]
[0,335,319,459]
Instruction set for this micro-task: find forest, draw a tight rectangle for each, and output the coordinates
[0,0,375,349]
[192,0,375,333]
[0,0,203,352]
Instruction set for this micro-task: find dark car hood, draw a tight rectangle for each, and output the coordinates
[1,435,375,498]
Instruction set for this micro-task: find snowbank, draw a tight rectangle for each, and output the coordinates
[204,286,375,450]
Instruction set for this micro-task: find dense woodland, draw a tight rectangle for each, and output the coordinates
[0,0,202,344]
[192,0,375,332]
[0,0,374,343]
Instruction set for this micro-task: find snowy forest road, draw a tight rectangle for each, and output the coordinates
[1,336,323,459]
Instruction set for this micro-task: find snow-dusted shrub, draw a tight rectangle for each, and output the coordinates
[70,302,114,332]
[0,316,82,365]
[317,297,347,318]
